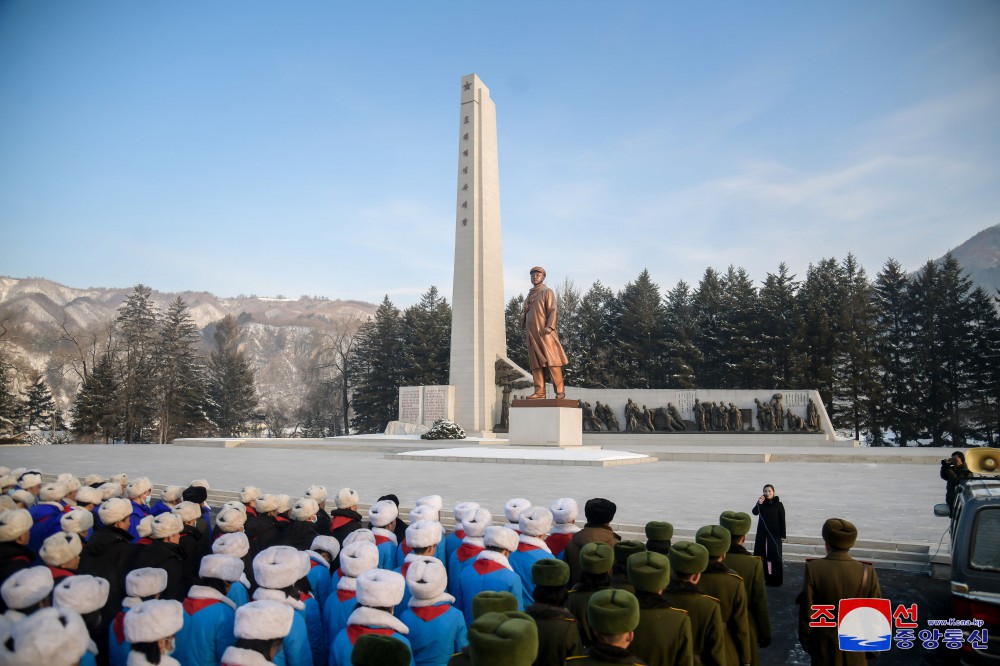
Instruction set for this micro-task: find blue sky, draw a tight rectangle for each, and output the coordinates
[2,1,998,306]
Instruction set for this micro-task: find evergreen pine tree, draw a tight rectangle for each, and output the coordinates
[154,297,211,443]
[72,349,120,443]
[964,287,1000,444]
[757,264,800,387]
[719,266,760,389]
[348,296,404,434]
[504,295,528,371]
[400,286,451,387]
[832,254,880,441]
[692,268,727,388]
[0,362,18,435]
[22,376,55,430]
[554,279,583,387]
[574,282,618,388]
[663,280,700,388]
[873,259,913,444]
[615,270,667,388]
[794,258,844,418]
[115,285,160,442]
[208,315,259,437]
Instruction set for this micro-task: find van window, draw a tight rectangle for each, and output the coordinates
[970,508,1000,572]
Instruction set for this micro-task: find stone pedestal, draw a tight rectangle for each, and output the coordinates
[509,402,582,447]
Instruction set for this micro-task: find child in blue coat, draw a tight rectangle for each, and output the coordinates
[399,557,467,666]
[174,554,243,666]
[329,569,414,666]
[458,526,524,625]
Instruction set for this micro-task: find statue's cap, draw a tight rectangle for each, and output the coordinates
[529,266,546,275]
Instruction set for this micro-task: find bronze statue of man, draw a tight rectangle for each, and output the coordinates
[521,266,569,399]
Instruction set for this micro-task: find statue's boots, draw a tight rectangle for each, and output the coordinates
[550,366,565,400]
[527,368,547,399]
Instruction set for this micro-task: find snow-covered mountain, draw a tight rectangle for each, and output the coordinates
[939,224,1000,296]
[0,276,376,413]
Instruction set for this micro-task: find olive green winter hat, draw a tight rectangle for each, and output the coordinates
[719,511,752,537]
[468,611,538,666]
[695,525,731,557]
[627,551,671,593]
[822,518,858,550]
[579,542,614,574]
[614,540,646,566]
[669,541,709,575]
[351,634,411,666]
[587,589,640,635]
[532,558,569,587]
[644,521,674,542]
[472,591,519,619]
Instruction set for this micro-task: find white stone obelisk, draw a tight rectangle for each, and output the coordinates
[449,74,506,437]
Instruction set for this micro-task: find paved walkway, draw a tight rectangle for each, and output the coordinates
[1,442,952,545]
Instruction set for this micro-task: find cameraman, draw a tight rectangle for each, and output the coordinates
[940,451,972,516]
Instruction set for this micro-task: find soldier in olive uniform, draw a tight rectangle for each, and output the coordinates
[696,525,752,666]
[798,518,881,666]
[566,542,615,647]
[611,541,645,593]
[720,511,771,666]
[527,559,584,665]
[626,551,694,666]
[644,522,673,557]
[664,542,726,666]
[448,592,521,665]
[566,588,646,665]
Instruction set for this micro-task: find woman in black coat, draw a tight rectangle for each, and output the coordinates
[751,483,786,586]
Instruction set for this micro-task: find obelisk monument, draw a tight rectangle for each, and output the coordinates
[449,74,506,437]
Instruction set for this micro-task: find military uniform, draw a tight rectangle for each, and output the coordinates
[697,561,751,665]
[725,545,771,666]
[527,602,584,664]
[663,582,726,666]
[798,552,880,666]
[567,586,603,646]
[565,644,648,664]
[629,592,694,666]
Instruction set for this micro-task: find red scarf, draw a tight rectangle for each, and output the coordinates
[183,597,222,615]
[546,533,573,556]
[473,558,506,575]
[347,625,395,645]
[455,543,483,563]
[412,604,451,622]
[112,611,126,643]
[336,589,357,602]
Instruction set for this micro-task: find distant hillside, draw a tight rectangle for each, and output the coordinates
[939,224,1000,295]
[0,276,377,415]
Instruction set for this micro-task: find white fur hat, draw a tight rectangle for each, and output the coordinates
[356,568,405,608]
[405,556,448,600]
[409,504,439,523]
[416,495,443,511]
[125,477,152,499]
[9,468,27,478]
[0,607,89,666]
[124,599,184,643]
[53,574,109,615]
[0,475,15,490]
[213,532,251,558]
[152,513,184,539]
[98,498,131,525]
[304,485,328,504]
[405,520,443,550]
[462,508,492,538]
[550,498,579,524]
[484,526,519,552]
[83,474,104,486]
[60,507,94,535]
[172,501,201,523]
[110,473,129,486]
[0,509,33,542]
[234,600,295,640]
[137,515,154,538]
[0,496,14,511]
[200,554,244,582]
[274,494,292,514]
[17,472,41,490]
[518,506,553,538]
[56,474,81,494]
[1,566,54,609]
[367,500,398,528]
[310,535,341,559]
[253,546,310,590]
[40,531,83,567]
[74,486,102,506]
[291,498,319,521]
[340,542,379,578]
[240,486,263,504]
[97,482,121,500]
[256,494,280,513]
[126,568,168,598]
[39,482,67,502]
[334,487,360,509]
[504,498,531,524]
[343,529,376,547]
[10,490,34,508]
[216,507,247,533]
[161,486,183,503]
[222,500,247,515]
[190,478,210,489]
[453,501,480,522]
